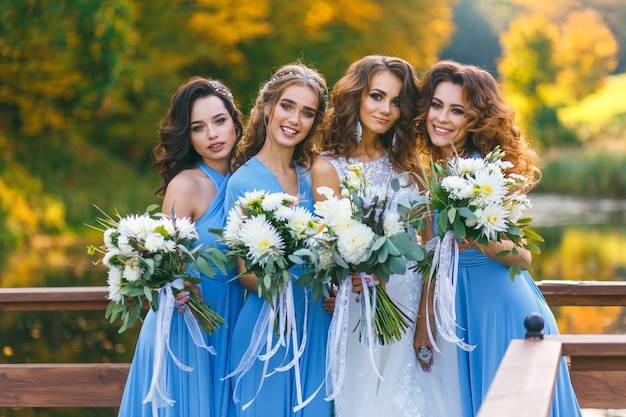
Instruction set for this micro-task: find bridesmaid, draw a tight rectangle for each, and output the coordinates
[412,60,582,417]
[224,62,331,417]
[118,77,246,417]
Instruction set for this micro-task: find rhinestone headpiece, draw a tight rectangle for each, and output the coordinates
[264,71,329,110]
[209,81,236,107]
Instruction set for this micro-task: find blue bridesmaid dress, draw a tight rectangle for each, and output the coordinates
[118,161,245,417]
[224,156,332,417]
[454,248,583,417]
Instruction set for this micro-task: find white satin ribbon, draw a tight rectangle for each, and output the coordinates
[224,279,314,412]
[425,232,475,353]
[142,278,217,417]
[325,274,383,404]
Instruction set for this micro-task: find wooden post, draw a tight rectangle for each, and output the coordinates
[477,313,562,417]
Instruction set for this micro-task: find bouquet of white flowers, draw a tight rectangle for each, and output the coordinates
[217,190,318,304]
[302,163,427,344]
[88,204,226,334]
[421,146,543,351]
[214,190,319,411]
[298,163,427,401]
[88,204,229,411]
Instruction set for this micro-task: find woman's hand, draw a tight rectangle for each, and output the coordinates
[322,284,338,314]
[175,281,201,314]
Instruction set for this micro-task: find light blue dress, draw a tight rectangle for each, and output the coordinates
[225,156,332,417]
[454,248,583,417]
[118,162,245,417]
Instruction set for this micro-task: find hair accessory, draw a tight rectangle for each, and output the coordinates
[264,70,329,110]
[354,118,363,143]
[209,81,236,106]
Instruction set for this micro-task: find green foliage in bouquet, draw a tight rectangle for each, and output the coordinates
[425,146,544,279]
[87,204,228,333]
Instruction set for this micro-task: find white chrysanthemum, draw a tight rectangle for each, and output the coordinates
[174,216,198,240]
[274,205,294,221]
[103,248,121,267]
[223,206,245,240]
[336,222,374,264]
[286,206,316,236]
[103,228,117,249]
[122,257,144,282]
[506,173,528,186]
[116,234,136,256]
[106,267,124,303]
[493,159,514,171]
[452,157,485,177]
[383,211,405,237]
[154,216,176,237]
[144,233,166,252]
[261,193,291,212]
[505,194,531,224]
[239,215,285,266]
[441,176,473,200]
[162,239,177,252]
[474,203,509,240]
[239,190,268,209]
[469,169,508,206]
[314,196,354,231]
[118,214,155,240]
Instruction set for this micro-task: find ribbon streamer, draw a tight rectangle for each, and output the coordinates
[325,274,383,405]
[224,279,315,412]
[142,278,217,417]
[425,232,475,353]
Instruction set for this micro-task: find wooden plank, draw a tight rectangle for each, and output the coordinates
[0,287,109,311]
[546,334,626,357]
[537,280,626,306]
[477,339,562,417]
[570,370,626,409]
[0,363,129,407]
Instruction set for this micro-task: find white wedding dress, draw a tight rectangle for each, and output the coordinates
[320,152,462,417]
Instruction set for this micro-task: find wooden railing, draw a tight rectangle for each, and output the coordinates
[478,281,626,417]
[1,281,625,409]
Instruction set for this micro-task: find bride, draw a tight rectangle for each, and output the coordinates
[312,55,461,417]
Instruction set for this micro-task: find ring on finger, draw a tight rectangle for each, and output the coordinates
[418,346,433,365]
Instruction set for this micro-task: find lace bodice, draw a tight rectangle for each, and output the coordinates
[319,152,415,206]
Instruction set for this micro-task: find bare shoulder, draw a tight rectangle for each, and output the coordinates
[311,156,337,177]
[162,168,215,220]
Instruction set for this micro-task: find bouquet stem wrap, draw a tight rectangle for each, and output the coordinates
[224,280,321,412]
[425,233,475,353]
[143,278,217,416]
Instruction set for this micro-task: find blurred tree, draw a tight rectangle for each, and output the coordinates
[498,9,618,148]
[555,10,618,101]
[0,0,138,138]
[510,0,626,72]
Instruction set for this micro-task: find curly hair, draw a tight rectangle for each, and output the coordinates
[152,77,244,198]
[316,55,420,177]
[231,62,329,171]
[414,60,540,188]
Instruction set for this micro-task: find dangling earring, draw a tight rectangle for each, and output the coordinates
[392,132,398,148]
[354,118,362,143]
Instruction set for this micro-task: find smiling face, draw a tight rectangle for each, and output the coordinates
[426,81,470,158]
[265,84,319,150]
[189,95,238,170]
[358,70,402,139]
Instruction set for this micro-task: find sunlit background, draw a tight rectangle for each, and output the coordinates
[1,0,625,415]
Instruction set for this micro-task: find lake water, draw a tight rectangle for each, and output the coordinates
[0,193,624,416]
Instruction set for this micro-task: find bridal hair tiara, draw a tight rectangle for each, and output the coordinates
[263,70,329,110]
[209,81,236,107]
